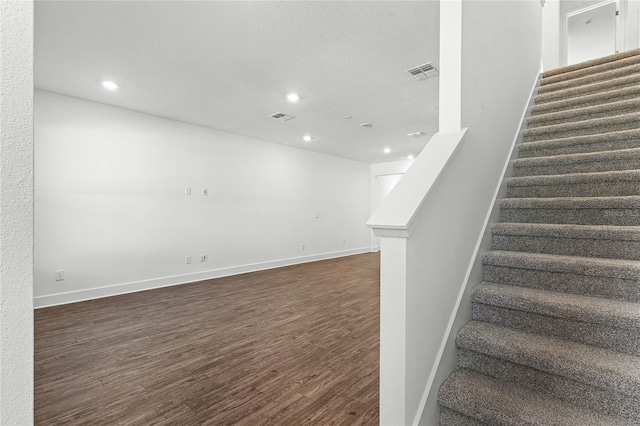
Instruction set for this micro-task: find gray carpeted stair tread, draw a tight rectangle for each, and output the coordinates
[457,349,640,420]
[492,222,640,241]
[483,250,640,302]
[472,282,640,332]
[535,74,640,104]
[491,222,640,259]
[438,368,632,426]
[457,321,640,398]
[515,147,640,168]
[527,98,640,128]
[522,112,640,143]
[531,85,640,115]
[440,406,485,426]
[506,170,640,198]
[538,63,640,95]
[542,48,640,79]
[499,196,640,226]
[541,52,640,86]
[518,128,640,158]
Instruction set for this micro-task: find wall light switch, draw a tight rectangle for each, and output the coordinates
[55,269,64,281]
[202,188,208,196]
[200,254,208,262]
[185,187,192,195]
[315,213,320,219]
[185,256,192,264]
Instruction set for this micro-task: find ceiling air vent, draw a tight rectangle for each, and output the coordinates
[269,112,296,121]
[405,62,438,80]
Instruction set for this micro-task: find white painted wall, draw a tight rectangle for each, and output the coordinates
[542,0,562,69]
[0,1,34,424]
[411,1,542,424]
[35,91,371,307]
[369,160,413,250]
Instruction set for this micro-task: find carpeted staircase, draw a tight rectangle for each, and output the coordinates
[437,49,640,425]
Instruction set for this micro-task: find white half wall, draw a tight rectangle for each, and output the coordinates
[34,90,371,307]
[0,1,34,424]
[369,160,414,250]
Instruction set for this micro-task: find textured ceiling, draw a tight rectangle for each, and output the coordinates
[35,1,440,164]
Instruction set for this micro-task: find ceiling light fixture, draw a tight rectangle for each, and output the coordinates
[408,155,415,160]
[384,148,391,154]
[303,135,312,142]
[287,93,300,102]
[102,80,119,90]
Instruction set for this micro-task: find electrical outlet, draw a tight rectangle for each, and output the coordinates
[200,254,208,262]
[185,187,192,195]
[55,269,64,281]
[185,256,192,264]
[315,213,320,219]
[301,243,305,250]
[202,188,208,196]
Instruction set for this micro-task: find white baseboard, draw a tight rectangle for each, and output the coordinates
[34,247,371,308]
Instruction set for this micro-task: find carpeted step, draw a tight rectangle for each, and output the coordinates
[541,52,640,86]
[439,406,483,426]
[522,112,640,143]
[457,321,640,398]
[471,282,640,355]
[438,368,632,425]
[543,48,640,79]
[499,196,640,226]
[482,250,640,302]
[513,148,640,177]
[518,128,640,158]
[535,74,640,104]
[457,350,640,423]
[506,170,640,198]
[491,223,640,260]
[531,85,640,116]
[538,63,640,95]
[527,98,640,129]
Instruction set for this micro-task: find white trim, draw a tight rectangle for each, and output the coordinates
[34,247,371,308]
[411,66,543,426]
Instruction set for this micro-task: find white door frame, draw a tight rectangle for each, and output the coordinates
[562,0,623,66]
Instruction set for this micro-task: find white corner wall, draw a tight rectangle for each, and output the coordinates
[411,1,542,424]
[34,91,371,307]
[0,1,34,424]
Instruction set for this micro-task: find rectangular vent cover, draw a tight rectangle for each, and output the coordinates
[269,112,296,121]
[405,62,438,80]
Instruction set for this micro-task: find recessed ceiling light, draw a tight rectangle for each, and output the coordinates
[102,80,118,90]
[360,123,373,128]
[287,93,300,102]
[303,135,312,142]
[384,148,391,154]
[408,155,415,160]
[343,115,352,119]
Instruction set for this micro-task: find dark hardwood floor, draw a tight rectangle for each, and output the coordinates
[35,253,380,425]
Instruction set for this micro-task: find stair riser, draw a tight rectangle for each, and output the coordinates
[500,207,640,226]
[513,158,640,177]
[528,105,640,129]
[457,348,640,422]
[506,181,640,198]
[535,77,640,104]
[472,303,640,356]
[483,264,640,302]
[531,88,640,115]
[439,407,483,426]
[523,121,639,143]
[538,65,640,95]
[492,234,640,261]
[518,139,640,158]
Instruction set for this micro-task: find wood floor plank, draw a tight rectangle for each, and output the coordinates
[35,253,380,425]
